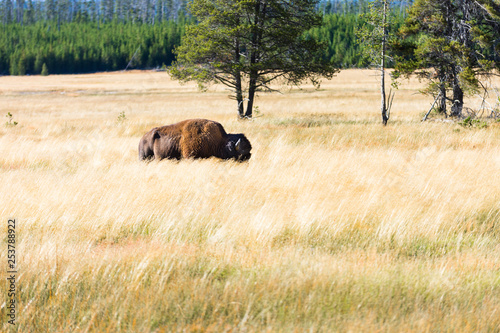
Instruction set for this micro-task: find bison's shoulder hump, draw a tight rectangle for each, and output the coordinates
[183,119,227,138]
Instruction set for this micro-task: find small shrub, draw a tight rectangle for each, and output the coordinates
[41,63,49,76]
[117,111,127,123]
[5,112,18,127]
[458,116,488,129]
[253,105,261,117]
[478,121,489,129]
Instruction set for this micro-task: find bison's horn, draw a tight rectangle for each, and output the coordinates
[235,139,241,152]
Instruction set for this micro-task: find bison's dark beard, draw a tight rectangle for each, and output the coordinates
[236,153,251,162]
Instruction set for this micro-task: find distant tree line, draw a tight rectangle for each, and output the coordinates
[0,0,408,75]
[306,12,403,68]
[0,0,190,24]
[1,0,391,24]
[0,19,187,75]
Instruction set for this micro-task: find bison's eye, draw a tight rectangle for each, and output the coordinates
[227,141,235,152]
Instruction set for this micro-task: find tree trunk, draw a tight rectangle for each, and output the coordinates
[448,64,463,117]
[235,74,244,118]
[16,0,24,24]
[381,64,388,125]
[245,73,257,118]
[381,0,388,126]
[234,36,244,118]
[451,79,464,117]
[439,81,447,116]
[243,0,266,119]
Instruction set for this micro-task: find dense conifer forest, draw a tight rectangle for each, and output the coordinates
[1,19,187,75]
[0,0,406,75]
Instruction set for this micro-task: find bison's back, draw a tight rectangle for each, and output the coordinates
[178,119,227,158]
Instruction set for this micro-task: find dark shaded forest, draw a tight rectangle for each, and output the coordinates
[0,0,406,75]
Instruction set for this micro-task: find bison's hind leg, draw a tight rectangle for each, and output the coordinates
[139,141,155,161]
[138,128,160,161]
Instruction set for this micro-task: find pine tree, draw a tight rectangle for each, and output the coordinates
[395,0,500,117]
[170,0,338,118]
[41,62,49,76]
[9,55,17,75]
[17,53,26,75]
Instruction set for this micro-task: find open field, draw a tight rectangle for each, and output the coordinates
[1,69,500,332]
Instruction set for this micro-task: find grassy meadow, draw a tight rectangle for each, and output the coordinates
[1,69,500,332]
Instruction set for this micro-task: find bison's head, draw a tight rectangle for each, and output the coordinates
[227,134,252,161]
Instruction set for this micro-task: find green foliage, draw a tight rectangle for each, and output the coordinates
[171,0,339,118]
[307,14,367,68]
[117,111,127,123]
[5,112,18,127]
[394,0,500,116]
[253,105,261,117]
[354,0,404,67]
[356,0,390,66]
[0,20,187,75]
[41,63,49,76]
[458,116,489,129]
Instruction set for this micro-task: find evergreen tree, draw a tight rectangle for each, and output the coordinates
[34,53,43,73]
[17,53,26,75]
[41,62,49,75]
[395,0,500,117]
[9,54,17,75]
[170,0,338,118]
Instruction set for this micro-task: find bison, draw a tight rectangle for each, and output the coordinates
[139,119,252,161]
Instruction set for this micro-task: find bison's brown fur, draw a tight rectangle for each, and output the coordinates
[139,119,252,161]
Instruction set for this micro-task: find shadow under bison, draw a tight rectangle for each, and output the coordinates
[139,119,252,162]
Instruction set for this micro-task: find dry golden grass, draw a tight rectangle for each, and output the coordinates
[1,69,500,332]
